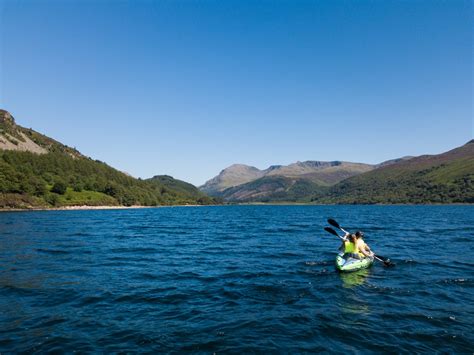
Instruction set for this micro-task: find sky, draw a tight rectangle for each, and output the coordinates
[0,0,472,186]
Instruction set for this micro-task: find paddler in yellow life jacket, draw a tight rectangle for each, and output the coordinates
[354,231,374,258]
[339,233,361,259]
[339,232,373,259]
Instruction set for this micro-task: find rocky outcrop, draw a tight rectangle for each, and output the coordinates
[0,110,15,125]
[0,132,48,154]
[0,110,47,154]
[0,109,83,158]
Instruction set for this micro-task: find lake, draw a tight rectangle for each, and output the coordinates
[0,205,472,352]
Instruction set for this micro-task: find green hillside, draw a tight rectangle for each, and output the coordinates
[147,175,220,205]
[0,149,219,208]
[314,141,474,204]
[0,110,217,209]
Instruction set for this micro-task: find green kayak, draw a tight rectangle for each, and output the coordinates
[335,252,374,272]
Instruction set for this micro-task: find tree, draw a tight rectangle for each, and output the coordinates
[51,180,67,195]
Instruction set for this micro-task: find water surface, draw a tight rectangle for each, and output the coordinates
[0,206,472,352]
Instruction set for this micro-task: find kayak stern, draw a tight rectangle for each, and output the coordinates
[336,253,374,272]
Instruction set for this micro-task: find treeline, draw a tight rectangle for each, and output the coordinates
[313,176,474,204]
[0,150,218,208]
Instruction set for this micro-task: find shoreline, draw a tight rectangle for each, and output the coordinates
[0,205,208,212]
[0,205,150,212]
[0,202,471,212]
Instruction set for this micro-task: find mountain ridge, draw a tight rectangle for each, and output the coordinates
[200,160,375,196]
[201,141,473,203]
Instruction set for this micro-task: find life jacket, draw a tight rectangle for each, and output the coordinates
[343,240,357,254]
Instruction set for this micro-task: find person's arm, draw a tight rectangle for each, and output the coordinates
[360,249,371,257]
[357,240,371,257]
[361,241,374,257]
[365,244,374,257]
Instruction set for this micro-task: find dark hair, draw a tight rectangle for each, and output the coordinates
[348,234,356,243]
[355,231,364,238]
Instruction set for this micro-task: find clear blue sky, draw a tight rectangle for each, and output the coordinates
[0,0,472,186]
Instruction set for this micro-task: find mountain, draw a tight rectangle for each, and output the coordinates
[0,109,217,208]
[201,142,473,204]
[200,164,266,195]
[315,141,474,204]
[200,160,375,201]
[201,161,375,194]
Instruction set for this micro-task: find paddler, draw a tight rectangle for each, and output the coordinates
[354,231,374,258]
[339,233,361,259]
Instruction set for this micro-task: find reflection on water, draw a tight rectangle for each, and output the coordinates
[338,269,371,316]
[340,301,370,317]
[339,268,370,289]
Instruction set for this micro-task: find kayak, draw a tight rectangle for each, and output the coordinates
[335,252,374,272]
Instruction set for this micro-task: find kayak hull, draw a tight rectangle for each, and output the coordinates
[335,253,374,272]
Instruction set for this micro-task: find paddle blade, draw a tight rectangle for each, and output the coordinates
[327,218,341,229]
[384,259,395,267]
[375,254,395,267]
[324,227,339,236]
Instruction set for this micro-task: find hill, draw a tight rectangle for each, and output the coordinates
[0,109,217,208]
[147,175,219,205]
[200,164,266,195]
[314,141,474,204]
[219,175,328,202]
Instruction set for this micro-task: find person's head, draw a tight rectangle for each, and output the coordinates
[348,234,356,243]
[355,231,364,239]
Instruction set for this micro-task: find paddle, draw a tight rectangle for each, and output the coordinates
[324,227,345,240]
[327,218,394,267]
[373,254,393,265]
[328,218,349,235]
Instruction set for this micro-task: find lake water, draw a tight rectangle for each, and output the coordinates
[0,206,473,352]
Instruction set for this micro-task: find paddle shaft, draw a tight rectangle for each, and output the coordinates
[324,227,346,241]
[374,255,385,263]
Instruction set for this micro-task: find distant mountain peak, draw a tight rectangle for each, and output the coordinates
[225,163,259,171]
[200,163,265,194]
[265,165,283,171]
